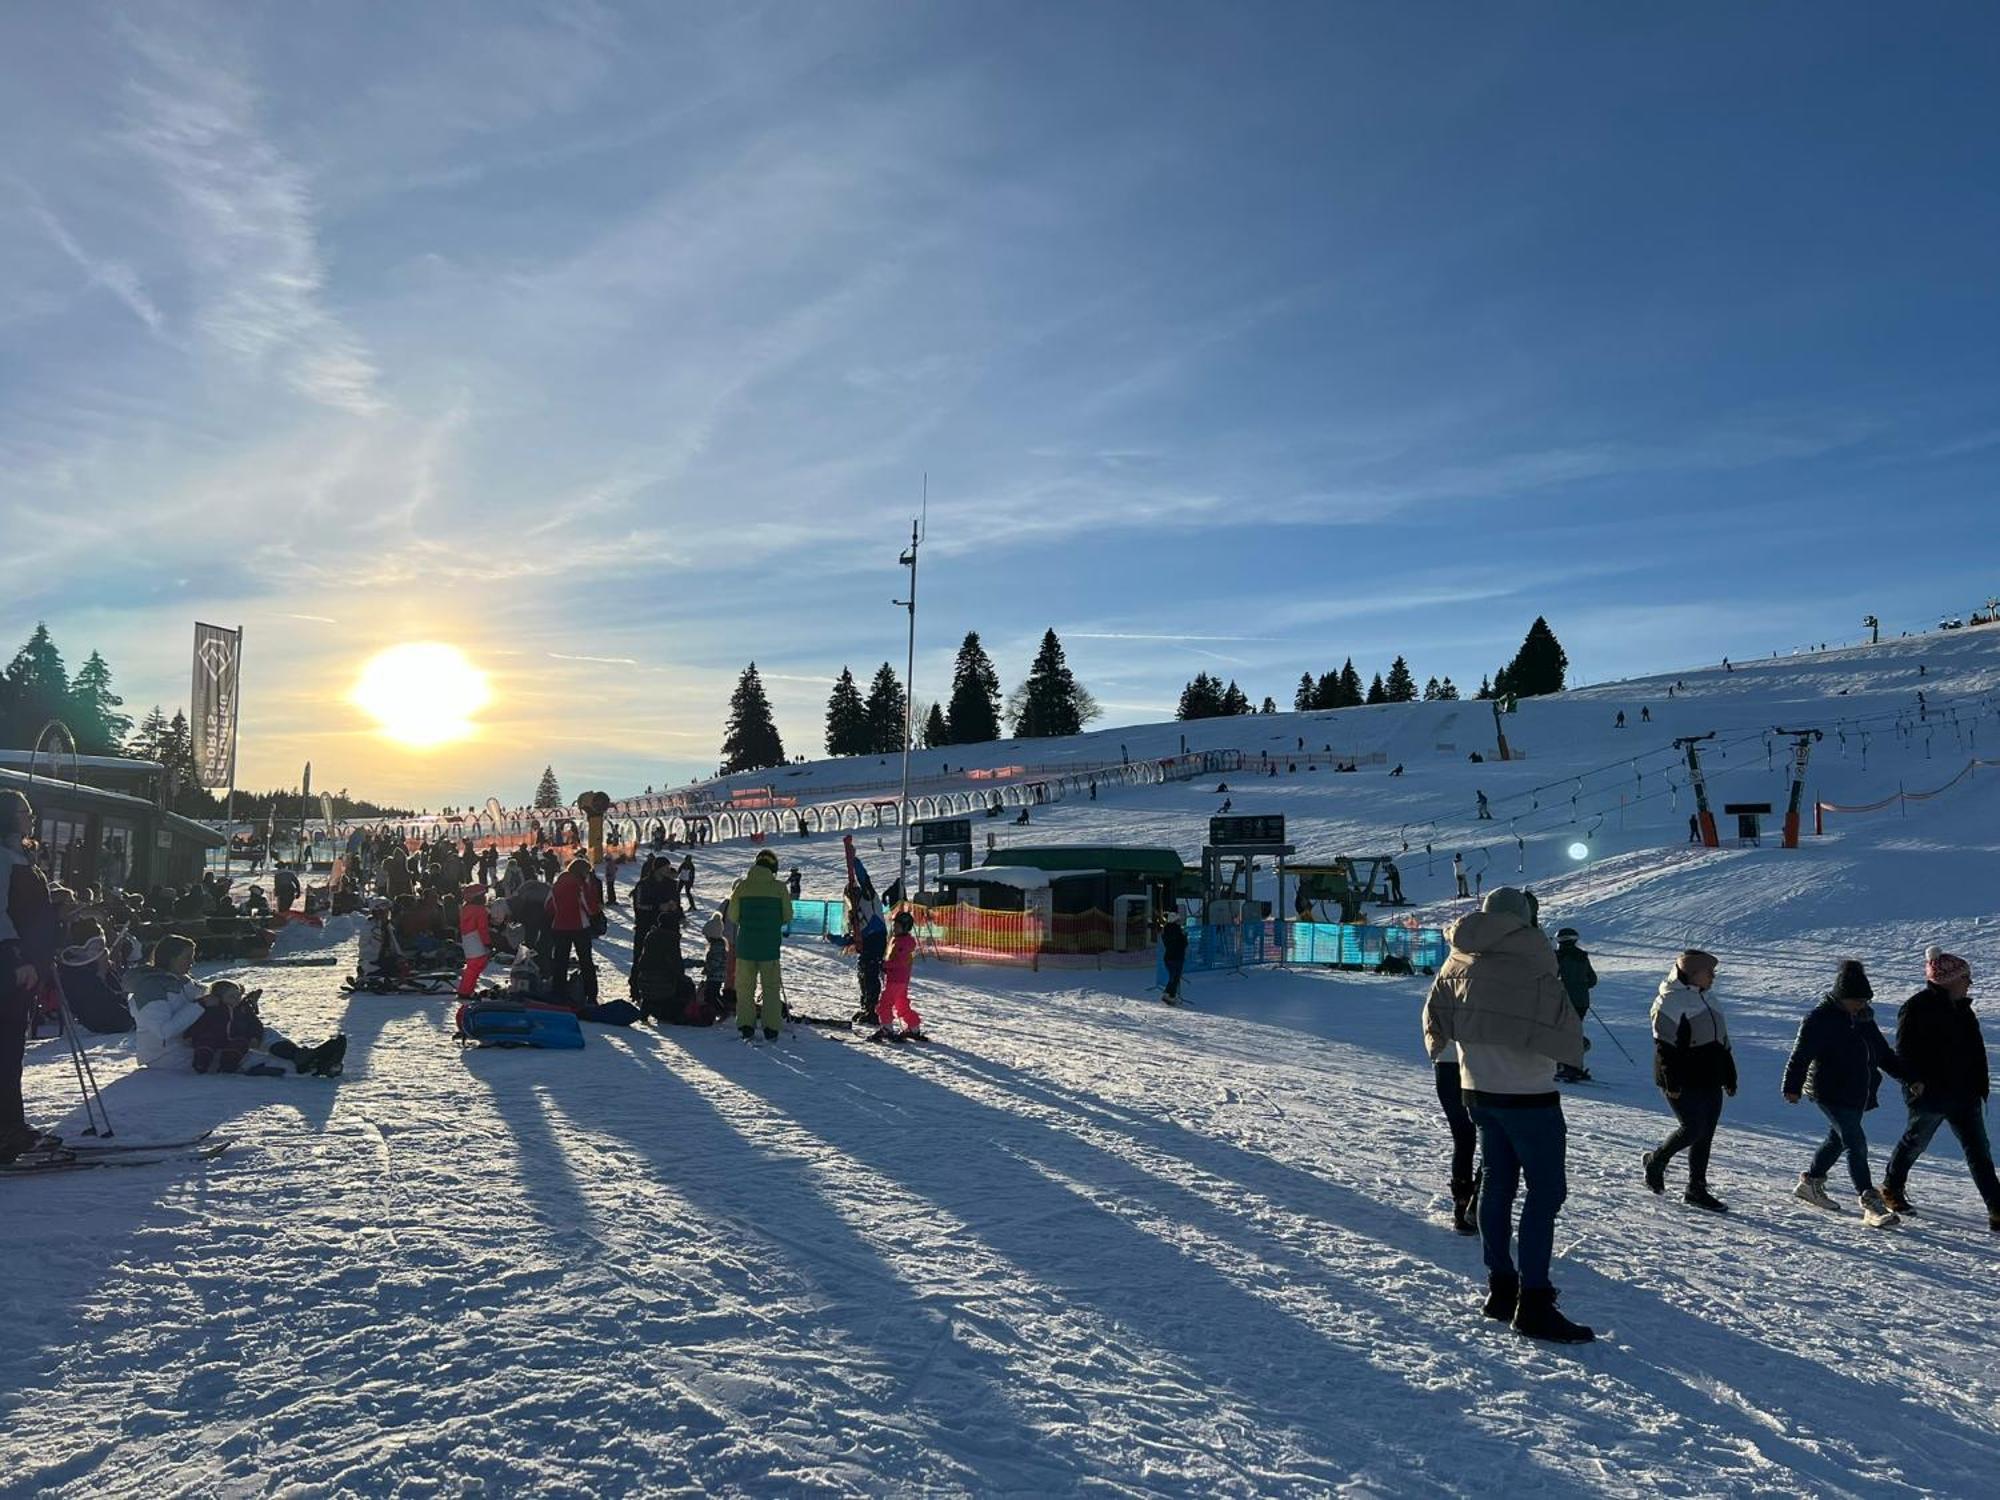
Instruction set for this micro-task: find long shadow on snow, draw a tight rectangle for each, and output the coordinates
[715,1034,1587,1499]
[925,1046,2000,1493]
[458,1026,1080,1496]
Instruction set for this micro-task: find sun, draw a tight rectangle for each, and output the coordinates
[351,643,491,749]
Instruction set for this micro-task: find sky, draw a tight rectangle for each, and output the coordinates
[4,2,2000,807]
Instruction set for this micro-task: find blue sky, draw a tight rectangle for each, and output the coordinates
[4,2,1999,805]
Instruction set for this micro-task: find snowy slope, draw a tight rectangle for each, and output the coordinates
[8,629,2000,1497]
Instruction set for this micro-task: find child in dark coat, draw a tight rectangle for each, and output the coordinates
[1783,959,1903,1224]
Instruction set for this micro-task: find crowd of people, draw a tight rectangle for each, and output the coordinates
[1423,885,2000,1345]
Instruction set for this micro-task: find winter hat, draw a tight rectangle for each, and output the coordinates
[461,882,487,902]
[1678,948,1719,979]
[754,849,779,870]
[1480,886,1533,924]
[1926,946,1972,986]
[1554,926,1579,942]
[1830,959,1872,1002]
[60,935,107,966]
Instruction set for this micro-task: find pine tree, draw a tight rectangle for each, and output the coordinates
[1,622,70,749]
[1220,680,1251,716]
[864,662,907,755]
[127,705,169,762]
[158,709,213,812]
[66,650,131,753]
[1384,656,1418,704]
[945,632,1002,745]
[534,766,563,808]
[823,667,870,756]
[1294,672,1317,712]
[1422,676,1441,702]
[1476,674,1494,700]
[1260,696,1277,714]
[1493,617,1569,698]
[721,663,788,773]
[922,702,950,749]
[1437,676,1460,701]
[1313,670,1339,710]
[1011,629,1091,738]
[1365,672,1387,705]
[1176,672,1225,720]
[1337,658,1364,708]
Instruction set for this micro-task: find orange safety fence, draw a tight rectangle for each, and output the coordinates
[1815,757,2000,831]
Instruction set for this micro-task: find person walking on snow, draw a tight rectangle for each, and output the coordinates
[726,850,792,1040]
[1783,959,1904,1225]
[874,910,925,1041]
[1453,852,1469,899]
[678,855,696,910]
[1644,950,1737,1212]
[1159,910,1189,1005]
[1553,927,1596,1083]
[1423,886,1593,1343]
[1882,948,2000,1230]
[457,884,492,999]
[1476,790,1493,820]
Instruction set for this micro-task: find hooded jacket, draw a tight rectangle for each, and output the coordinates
[1555,940,1596,1017]
[727,863,793,963]
[1651,972,1738,1093]
[1422,909,1583,1096]
[1894,983,1991,1112]
[126,965,206,1067]
[1782,997,1899,1110]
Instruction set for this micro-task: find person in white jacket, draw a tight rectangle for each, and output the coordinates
[126,935,346,1076]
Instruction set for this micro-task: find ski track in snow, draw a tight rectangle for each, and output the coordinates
[7,630,2000,1496]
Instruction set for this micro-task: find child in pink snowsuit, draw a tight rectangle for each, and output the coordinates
[457,885,492,998]
[878,912,923,1035]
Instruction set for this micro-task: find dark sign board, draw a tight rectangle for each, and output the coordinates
[1210,813,1286,848]
[913,817,973,849]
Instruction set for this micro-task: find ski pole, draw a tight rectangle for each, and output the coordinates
[1591,1010,1636,1066]
[54,981,113,1137]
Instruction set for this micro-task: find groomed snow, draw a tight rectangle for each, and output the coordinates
[7,629,2000,1497]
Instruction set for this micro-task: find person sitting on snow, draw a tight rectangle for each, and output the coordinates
[57,926,134,1034]
[129,934,346,1076]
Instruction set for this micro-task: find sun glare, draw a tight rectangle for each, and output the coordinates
[352,643,490,749]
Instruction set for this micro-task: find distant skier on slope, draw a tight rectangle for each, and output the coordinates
[1882,949,2000,1231]
[1159,910,1188,1005]
[1552,927,1595,1083]
[1423,887,1593,1343]
[1645,950,1736,1213]
[1783,959,1904,1226]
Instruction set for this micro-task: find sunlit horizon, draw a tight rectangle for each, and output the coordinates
[350,643,491,752]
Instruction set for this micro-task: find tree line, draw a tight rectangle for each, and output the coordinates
[718,628,1103,775]
[1,622,407,819]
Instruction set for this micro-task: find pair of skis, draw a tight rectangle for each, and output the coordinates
[2,1129,233,1178]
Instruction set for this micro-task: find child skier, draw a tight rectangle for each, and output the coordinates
[1553,927,1596,1083]
[874,910,925,1042]
[457,884,492,999]
[1783,959,1904,1226]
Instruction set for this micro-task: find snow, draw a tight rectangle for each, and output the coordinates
[8,629,2000,1496]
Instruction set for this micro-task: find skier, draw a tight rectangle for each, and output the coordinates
[726,850,792,1040]
[1,789,59,1162]
[1882,948,2000,1230]
[1422,886,1593,1342]
[874,910,925,1041]
[1453,852,1469,899]
[456,884,492,999]
[1644,950,1736,1212]
[1688,813,1701,843]
[1615,711,1626,729]
[848,886,888,1025]
[787,867,803,901]
[1552,927,1595,1083]
[1476,790,1492,820]
[1159,910,1188,1004]
[1783,959,1904,1225]
[1641,706,1651,723]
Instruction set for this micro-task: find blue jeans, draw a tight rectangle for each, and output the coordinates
[1467,1100,1568,1289]
[1808,1102,1873,1194]
[1885,1102,2000,1211]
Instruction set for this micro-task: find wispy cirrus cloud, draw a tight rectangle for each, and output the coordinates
[27,199,166,334]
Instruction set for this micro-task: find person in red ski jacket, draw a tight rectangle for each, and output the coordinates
[457,884,493,998]
[874,909,925,1041]
[545,858,602,1000]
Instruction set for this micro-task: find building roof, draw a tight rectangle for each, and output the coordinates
[0,766,226,847]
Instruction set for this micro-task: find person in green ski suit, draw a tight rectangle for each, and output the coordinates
[1554,926,1597,1083]
[727,849,793,1039]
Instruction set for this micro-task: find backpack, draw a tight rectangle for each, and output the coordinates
[454,1000,586,1049]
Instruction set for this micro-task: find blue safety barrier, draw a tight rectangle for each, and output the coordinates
[783,899,849,940]
[1162,920,1447,982]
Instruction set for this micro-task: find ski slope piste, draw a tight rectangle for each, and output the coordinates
[9,628,2000,1496]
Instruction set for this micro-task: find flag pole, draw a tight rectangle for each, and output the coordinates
[894,477,926,906]
[223,623,242,878]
